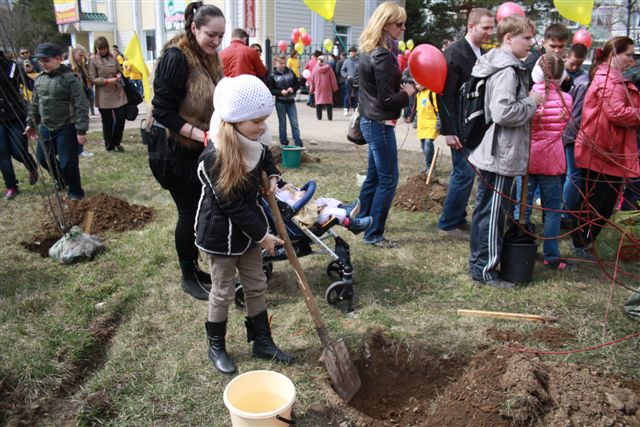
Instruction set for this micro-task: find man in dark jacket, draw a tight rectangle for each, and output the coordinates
[523,23,570,90]
[219,28,267,78]
[267,55,302,147]
[437,8,494,238]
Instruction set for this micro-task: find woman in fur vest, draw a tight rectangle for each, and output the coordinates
[149,1,224,300]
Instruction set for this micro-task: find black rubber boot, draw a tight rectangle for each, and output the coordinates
[245,310,295,363]
[179,261,211,301]
[205,321,237,374]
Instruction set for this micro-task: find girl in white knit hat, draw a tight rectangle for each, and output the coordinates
[194,74,294,374]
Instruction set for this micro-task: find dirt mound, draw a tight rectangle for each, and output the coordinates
[487,326,575,348]
[344,330,640,426]
[427,347,640,427]
[23,193,155,256]
[392,174,447,213]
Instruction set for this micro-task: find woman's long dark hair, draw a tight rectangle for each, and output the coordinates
[589,36,634,81]
[183,1,224,80]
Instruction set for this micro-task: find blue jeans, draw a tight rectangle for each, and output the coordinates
[342,82,357,109]
[421,138,434,171]
[275,101,302,146]
[0,121,36,189]
[358,116,399,243]
[438,147,475,230]
[562,145,582,218]
[36,124,84,198]
[525,174,562,262]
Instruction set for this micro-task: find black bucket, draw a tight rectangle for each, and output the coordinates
[501,242,538,284]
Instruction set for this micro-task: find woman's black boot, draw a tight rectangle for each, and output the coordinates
[245,310,295,363]
[179,261,210,300]
[205,321,237,374]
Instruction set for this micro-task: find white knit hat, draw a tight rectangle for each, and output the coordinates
[213,75,274,123]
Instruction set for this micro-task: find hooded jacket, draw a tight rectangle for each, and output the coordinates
[194,131,279,256]
[27,64,89,134]
[529,81,573,175]
[575,63,640,178]
[309,63,338,105]
[467,48,537,177]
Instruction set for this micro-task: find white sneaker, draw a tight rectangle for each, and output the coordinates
[343,108,349,116]
[80,151,94,158]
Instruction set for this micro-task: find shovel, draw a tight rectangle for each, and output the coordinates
[261,174,362,402]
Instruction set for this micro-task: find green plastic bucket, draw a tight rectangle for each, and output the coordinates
[281,146,304,168]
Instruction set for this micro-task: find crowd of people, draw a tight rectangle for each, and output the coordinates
[2,0,639,373]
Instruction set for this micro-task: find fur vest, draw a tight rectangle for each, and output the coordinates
[159,35,221,150]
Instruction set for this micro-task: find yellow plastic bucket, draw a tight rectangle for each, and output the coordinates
[223,370,296,426]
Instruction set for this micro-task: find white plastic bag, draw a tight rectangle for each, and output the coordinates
[49,226,106,264]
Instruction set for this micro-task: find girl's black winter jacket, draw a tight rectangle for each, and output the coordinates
[194,144,279,256]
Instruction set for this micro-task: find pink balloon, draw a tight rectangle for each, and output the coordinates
[409,44,447,94]
[278,40,288,53]
[496,2,525,22]
[404,49,411,58]
[572,29,593,49]
[302,69,311,79]
[292,28,300,39]
[291,33,300,43]
[301,33,312,46]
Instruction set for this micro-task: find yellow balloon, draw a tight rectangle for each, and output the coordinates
[303,0,336,21]
[407,39,415,51]
[323,38,333,52]
[295,41,305,54]
[398,41,406,52]
[553,0,594,26]
[299,27,307,35]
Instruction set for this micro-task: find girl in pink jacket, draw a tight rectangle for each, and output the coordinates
[572,36,640,259]
[308,56,338,120]
[526,54,574,269]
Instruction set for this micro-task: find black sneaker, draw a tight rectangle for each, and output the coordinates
[115,145,125,152]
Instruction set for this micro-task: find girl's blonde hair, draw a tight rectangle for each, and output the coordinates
[359,1,407,53]
[214,121,249,199]
[69,45,87,70]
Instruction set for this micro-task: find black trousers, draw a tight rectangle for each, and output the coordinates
[469,170,514,282]
[316,104,332,120]
[168,186,201,263]
[99,105,127,150]
[572,169,623,248]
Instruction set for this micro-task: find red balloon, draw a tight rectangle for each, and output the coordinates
[573,29,593,49]
[496,2,525,22]
[292,28,300,42]
[301,33,312,46]
[398,54,408,72]
[409,44,447,94]
[278,40,288,53]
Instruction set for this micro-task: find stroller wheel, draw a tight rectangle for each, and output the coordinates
[234,282,245,308]
[326,260,343,280]
[325,281,356,309]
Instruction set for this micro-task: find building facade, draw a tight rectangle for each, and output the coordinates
[57,0,400,61]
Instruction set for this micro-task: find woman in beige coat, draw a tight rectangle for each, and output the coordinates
[89,36,127,152]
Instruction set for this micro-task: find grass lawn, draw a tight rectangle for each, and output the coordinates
[1,130,639,426]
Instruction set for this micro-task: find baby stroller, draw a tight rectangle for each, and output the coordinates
[234,180,357,312]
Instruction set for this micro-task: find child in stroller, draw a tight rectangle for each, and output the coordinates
[235,179,365,312]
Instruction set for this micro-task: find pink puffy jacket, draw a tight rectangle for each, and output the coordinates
[575,64,640,178]
[529,81,573,175]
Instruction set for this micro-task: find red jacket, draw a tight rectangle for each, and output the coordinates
[309,63,338,105]
[575,64,640,178]
[219,40,267,78]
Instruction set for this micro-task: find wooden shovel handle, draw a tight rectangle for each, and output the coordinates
[261,173,330,346]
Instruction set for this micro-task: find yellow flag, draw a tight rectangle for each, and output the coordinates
[124,32,151,103]
[304,0,336,21]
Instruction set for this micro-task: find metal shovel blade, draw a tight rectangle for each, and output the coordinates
[320,338,362,403]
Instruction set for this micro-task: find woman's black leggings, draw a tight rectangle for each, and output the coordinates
[168,186,201,262]
[316,104,333,120]
[99,105,127,150]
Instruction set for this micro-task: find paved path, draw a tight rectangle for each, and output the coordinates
[107,97,447,155]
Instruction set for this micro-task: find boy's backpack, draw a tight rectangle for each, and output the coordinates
[458,66,520,150]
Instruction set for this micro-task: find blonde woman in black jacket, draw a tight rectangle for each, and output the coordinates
[356,1,414,249]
